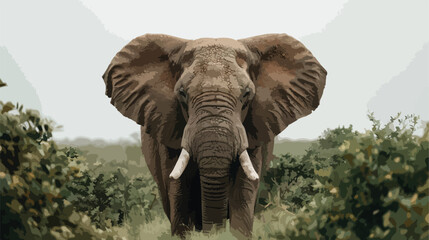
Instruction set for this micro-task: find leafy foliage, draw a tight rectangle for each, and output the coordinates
[0,101,115,239]
[256,114,429,239]
[259,125,358,212]
[67,168,159,229]
[259,153,316,212]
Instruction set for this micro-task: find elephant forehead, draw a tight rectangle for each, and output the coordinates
[184,38,248,55]
[196,46,235,62]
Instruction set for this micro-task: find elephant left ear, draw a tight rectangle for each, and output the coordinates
[239,34,327,147]
[102,34,188,149]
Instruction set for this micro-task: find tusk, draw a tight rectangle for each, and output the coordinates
[169,149,190,179]
[239,150,259,180]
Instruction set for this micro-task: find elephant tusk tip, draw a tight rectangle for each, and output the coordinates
[169,149,190,180]
[251,173,259,181]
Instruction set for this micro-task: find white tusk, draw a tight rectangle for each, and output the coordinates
[169,149,190,179]
[239,150,259,180]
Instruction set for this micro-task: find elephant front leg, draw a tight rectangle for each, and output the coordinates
[141,130,201,237]
[168,161,202,236]
[229,146,263,238]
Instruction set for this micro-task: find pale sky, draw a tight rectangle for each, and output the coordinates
[78,0,348,40]
[0,0,428,141]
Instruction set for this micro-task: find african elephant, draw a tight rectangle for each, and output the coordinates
[102,33,326,237]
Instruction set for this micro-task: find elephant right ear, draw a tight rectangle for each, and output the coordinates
[240,34,327,148]
[103,34,188,149]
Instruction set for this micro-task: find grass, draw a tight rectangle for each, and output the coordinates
[109,206,296,240]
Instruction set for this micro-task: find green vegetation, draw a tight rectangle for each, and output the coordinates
[0,101,116,239]
[1,80,428,239]
[254,114,428,239]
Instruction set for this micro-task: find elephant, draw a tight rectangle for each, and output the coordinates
[102,33,326,238]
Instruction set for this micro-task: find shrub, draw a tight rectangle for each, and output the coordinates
[256,114,428,239]
[0,100,114,239]
[67,168,159,229]
[259,125,358,212]
[259,154,316,212]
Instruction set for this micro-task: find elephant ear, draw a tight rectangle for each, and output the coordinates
[103,34,188,149]
[239,34,327,148]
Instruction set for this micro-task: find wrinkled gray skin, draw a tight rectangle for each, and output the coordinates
[103,34,327,238]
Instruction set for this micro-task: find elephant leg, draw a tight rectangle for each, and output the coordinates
[141,129,201,236]
[168,161,202,236]
[229,142,274,238]
[141,130,172,220]
[229,146,262,238]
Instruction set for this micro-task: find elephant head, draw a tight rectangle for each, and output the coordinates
[103,34,326,235]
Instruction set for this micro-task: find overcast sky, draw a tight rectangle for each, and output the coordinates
[0,0,428,141]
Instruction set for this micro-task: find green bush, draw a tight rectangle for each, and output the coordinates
[259,126,358,212]
[0,100,114,239]
[256,114,428,239]
[259,153,316,212]
[67,168,159,229]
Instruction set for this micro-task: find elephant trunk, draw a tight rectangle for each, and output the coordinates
[172,92,259,231]
[189,101,237,231]
[192,121,235,230]
[200,174,230,231]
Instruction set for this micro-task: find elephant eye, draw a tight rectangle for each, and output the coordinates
[179,87,187,99]
[243,87,250,98]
